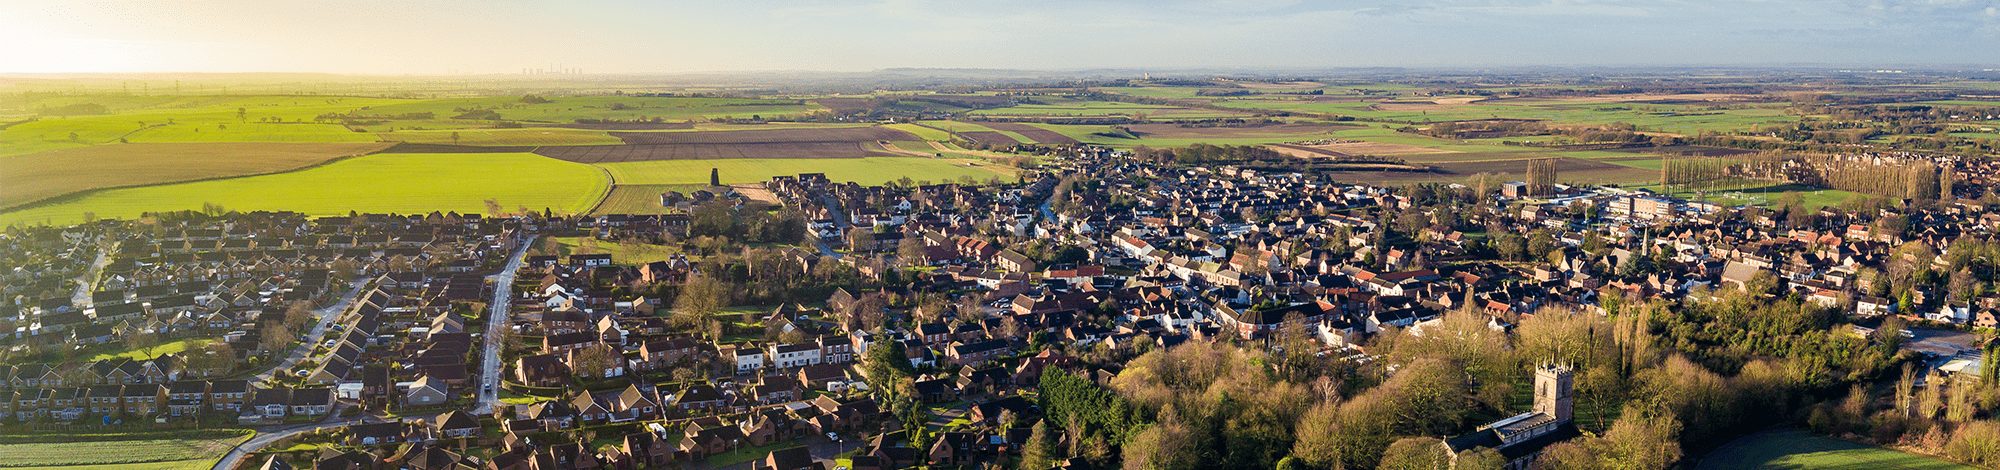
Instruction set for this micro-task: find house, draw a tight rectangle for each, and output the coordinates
[403,375,450,408]
[758,446,818,470]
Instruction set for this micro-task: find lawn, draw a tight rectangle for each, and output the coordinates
[1,152,610,226]
[0,429,252,468]
[1697,429,1970,469]
[87,338,211,362]
[598,156,1012,187]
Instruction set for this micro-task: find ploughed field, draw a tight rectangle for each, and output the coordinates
[534,126,920,162]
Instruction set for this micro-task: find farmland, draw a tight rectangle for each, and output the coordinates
[598,156,1012,187]
[0,141,391,210]
[1204,97,1796,135]
[1696,429,1971,470]
[1023,122,1356,148]
[967,97,1244,119]
[590,183,709,215]
[0,429,252,469]
[534,126,919,162]
[0,152,609,226]
[377,127,621,146]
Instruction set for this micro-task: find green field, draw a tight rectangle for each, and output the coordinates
[1697,429,1970,470]
[378,127,621,146]
[1023,122,1354,148]
[599,156,1012,187]
[1,152,610,226]
[2,95,398,156]
[1209,99,1795,135]
[0,142,390,210]
[549,235,685,264]
[0,429,252,469]
[346,95,817,123]
[591,183,708,215]
[967,97,1241,119]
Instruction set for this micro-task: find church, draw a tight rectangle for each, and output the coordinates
[1443,363,1581,469]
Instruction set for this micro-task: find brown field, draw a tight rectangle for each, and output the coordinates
[958,131,1024,147]
[981,122,1079,144]
[540,126,922,163]
[611,126,916,145]
[1125,122,1353,138]
[1267,144,1349,159]
[536,142,884,163]
[559,121,695,130]
[0,142,391,211]
[1307,140,1460,156]
[1605,144,1756,157]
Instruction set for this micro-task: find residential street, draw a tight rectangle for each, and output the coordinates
[252,279,370,384]
[474,236,536,415]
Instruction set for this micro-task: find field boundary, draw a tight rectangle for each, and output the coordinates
[0,142,394,215]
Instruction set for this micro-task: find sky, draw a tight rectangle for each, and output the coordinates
[3,0,1999,74]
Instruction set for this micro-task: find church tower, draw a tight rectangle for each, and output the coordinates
[1534,363,1574,424]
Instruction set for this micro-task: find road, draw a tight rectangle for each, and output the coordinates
[814,193,849,259]
[69,238,113,310]
[473,235,536,415]
[253,279,370,384]
[210,411,387,470]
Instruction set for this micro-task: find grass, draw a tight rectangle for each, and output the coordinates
[1627,181,1857,209]
[591,184,709,215]
[86,338,211,362]
[1697,429,1970,470]
[0,142,391,210]
[597,156,1013,187]
[9,460,219,470]
[1,152,610,226]
[549,235,684,265]
[884,123,953,141]
[0,429,252,468]
[705,442,800,468]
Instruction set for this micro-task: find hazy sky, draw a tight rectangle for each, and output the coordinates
[4,0,1998,74]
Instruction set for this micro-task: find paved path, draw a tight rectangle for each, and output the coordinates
[253,279,370,384]
[474,236,536,415]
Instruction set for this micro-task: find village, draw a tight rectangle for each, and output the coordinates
[2,141,1999,470]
